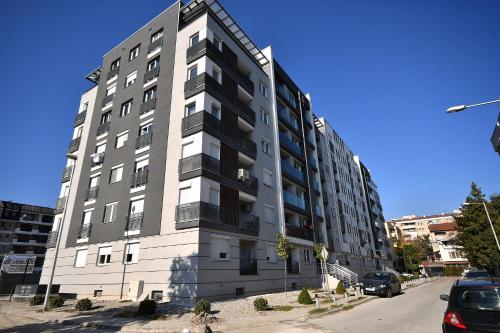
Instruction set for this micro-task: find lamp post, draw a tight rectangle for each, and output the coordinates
[446,99,500,113]
[462,202,500,252]
[43,153,77,310]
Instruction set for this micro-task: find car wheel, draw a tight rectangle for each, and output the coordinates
[385,288,392,298]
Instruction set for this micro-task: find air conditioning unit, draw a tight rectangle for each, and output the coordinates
[90,153,104,164]
[238,169,250,181]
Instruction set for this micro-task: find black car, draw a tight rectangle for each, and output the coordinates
[464,270,492,280]
[440,278,500,332]
[361,271,401,298]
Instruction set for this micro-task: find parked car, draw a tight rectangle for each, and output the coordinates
[361,271,401,298]
[440,278,500,332]
[463,270,492,280]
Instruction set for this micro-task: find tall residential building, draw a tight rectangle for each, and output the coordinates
[40,0,388,303]
[0,201,54,294]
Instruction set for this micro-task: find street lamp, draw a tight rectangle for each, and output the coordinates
[43,153,78,310]
[446,99,500,113]
[462,202,500,252]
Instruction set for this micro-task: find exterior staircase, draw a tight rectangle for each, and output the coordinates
[325,263,358,287]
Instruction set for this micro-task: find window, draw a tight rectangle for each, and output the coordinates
[209,142,220,159]
[124,242,140,264]
[103,202,118,223]
[147,57,160,71]
[101,111,111,124]
[151,29,163,43]
[125,71,137,87]
[129,199,144,216]
[135,159,149,175]
[185,102,196,116]
[74,249,88,267]
[266,244,276,262]
[261,139,271,155]
[106,83,116,96]
[212,34,222,50]
[129,45,140,61]
[211,235,229,260]
[208,187,220,205]
[178,187,191,205]
[260,109,269,125]
[259,82,268,97]
[187,65,198,80]
[212,66,221,83]
[96,142,106,154]
[97,246,112,266]
[210,103,220,118]
[262,169,273,187]
[115,132,128,149]
[109,166,123,183]
[264,206,274,224]
[190,33,199,46]
[120,100,133,117]
[89,175,100,188]
[82,210,92,225]
[110,58,120,70]
[139,123,153,136]
[304,248,312,264]
[143,86,157,102]
[151,291,163,302]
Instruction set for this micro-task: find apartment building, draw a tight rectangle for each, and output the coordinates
[0,201,54,294]
[389,213,455,242]
[40,0,331,304]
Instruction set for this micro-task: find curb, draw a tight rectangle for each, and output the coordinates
[300,296,377,320]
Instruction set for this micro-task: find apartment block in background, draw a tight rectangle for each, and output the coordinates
[389,213,455,242]
[0,201,54,294]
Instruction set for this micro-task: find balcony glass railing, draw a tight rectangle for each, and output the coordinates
[278,107,300,132]
[281,161,305,183]
[312,179,320,193]
[279,133,303,158]
[283,191,307,210]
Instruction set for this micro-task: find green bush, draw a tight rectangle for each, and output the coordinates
[48,295,65,308]
[137,299,156,316]
[335,281,346,295]
[193,298,211,315]
[253,297,269,311]
[75,298,93,311]
[29,295,44,306]
[298,288,313,305]
[443,266,463,276]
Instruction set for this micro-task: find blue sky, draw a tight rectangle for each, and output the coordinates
[0,0,498,219]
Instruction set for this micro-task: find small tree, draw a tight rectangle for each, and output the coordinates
[298,288,313,305]
[314,243,329,298]
[75,298,93,311]
[275,234,292,296]
[253,297,269,311]
[335,281,346,295]
[193,298,211,315]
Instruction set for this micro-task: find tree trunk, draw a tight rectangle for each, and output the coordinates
[284,259,287,297]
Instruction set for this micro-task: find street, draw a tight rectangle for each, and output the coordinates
[307,277,455,333]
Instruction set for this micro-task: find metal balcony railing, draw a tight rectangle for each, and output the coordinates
[184,73,223,98]
[55,197,66,214]
[107,66,120,80]
[61,165,73,183]
[85,186,99,201]
[73,110,86,127]
[77,224,92,239]
[46,230,58,248]
[286,224,313,241]
[67,137,81,154]
[96,122,110,136]
[136,132,153,149]
[240,258,257,275]
[236,135,257,160]
[147,37,163,53]
[125,213,143,231]
[140,97,157,114]
[326,263,358,287]
[181,110,221,133]
[143,66,160,83]
[130,170,149,188]
[102,93,115,107]
[233,99,256,124]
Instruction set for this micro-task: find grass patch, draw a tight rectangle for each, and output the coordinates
[321,299,332,304]
[343,304,354,310]
[271,305,294,312]
[308,307,328,315]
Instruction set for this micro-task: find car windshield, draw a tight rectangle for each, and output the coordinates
[364,273,389,280]
[465,271,491,279]
[455,287,500,311]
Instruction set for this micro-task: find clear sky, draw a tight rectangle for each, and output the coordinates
[0,0,498,219]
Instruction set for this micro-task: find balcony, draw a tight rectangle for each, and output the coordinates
[236,135,257,160]
[322,190,329,204]
[96,122,110,136]
[175,201,259,236]
[140,97,157,115]
[54,197,66,214]
[125,213,143,231]
[233,99,256,125]
[107,66,120,80]
[325,214,332,228]
[240,258,257,275]
[303,117,313,129]
[306,137,315,150]
[308,157,318,172]
[278,107,301,135]
[286,224,313,241]
[317,147,323,161]
[136,132,153,149]
[85,186,99,201]
[61,166,73,183]
[131,170,148,188]
[279,133,303,160]
[281,161,305,185]
[184,73,223,99]
[143,66,160,83]
[147,37,163,53]
[74,110,87,127]
[276,85,298,111]
[181,110,221,137]
[90,152,105,167]
[46,230,58,248]
[236,71,254,96]
[77,224,92,240]
[287,261,300,274]
[315,205,324,221]
[312,179,321,195]
[283,191,309,213]
[101,93,115,107]
[67,137,81,154]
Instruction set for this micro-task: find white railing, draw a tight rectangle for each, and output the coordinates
[384,267,400,277]
[326,263,358,286]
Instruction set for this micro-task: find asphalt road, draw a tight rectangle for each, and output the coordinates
[308,277,456,333]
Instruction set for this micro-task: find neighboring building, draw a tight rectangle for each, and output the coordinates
[40,0,388,303]
[491,112,500,155]
[0,201,54,294]
[385,221,405,271]
[389,213,455,242]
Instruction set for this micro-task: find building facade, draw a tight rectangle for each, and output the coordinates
[41,0,388,303]
[0,201,54,294]
[389,213,455,242]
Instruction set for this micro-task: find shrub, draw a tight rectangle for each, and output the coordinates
[137,299,157,316]
[443,266,463,276]
[335,281,346,295]
[253,297,269,311]
[193,298,211,315]
[308,307,328,315]
[272,305,293,311]
[29,295,44,306]
[48,295,65,308]
[298,288,313,305]
[75,298,93,311]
